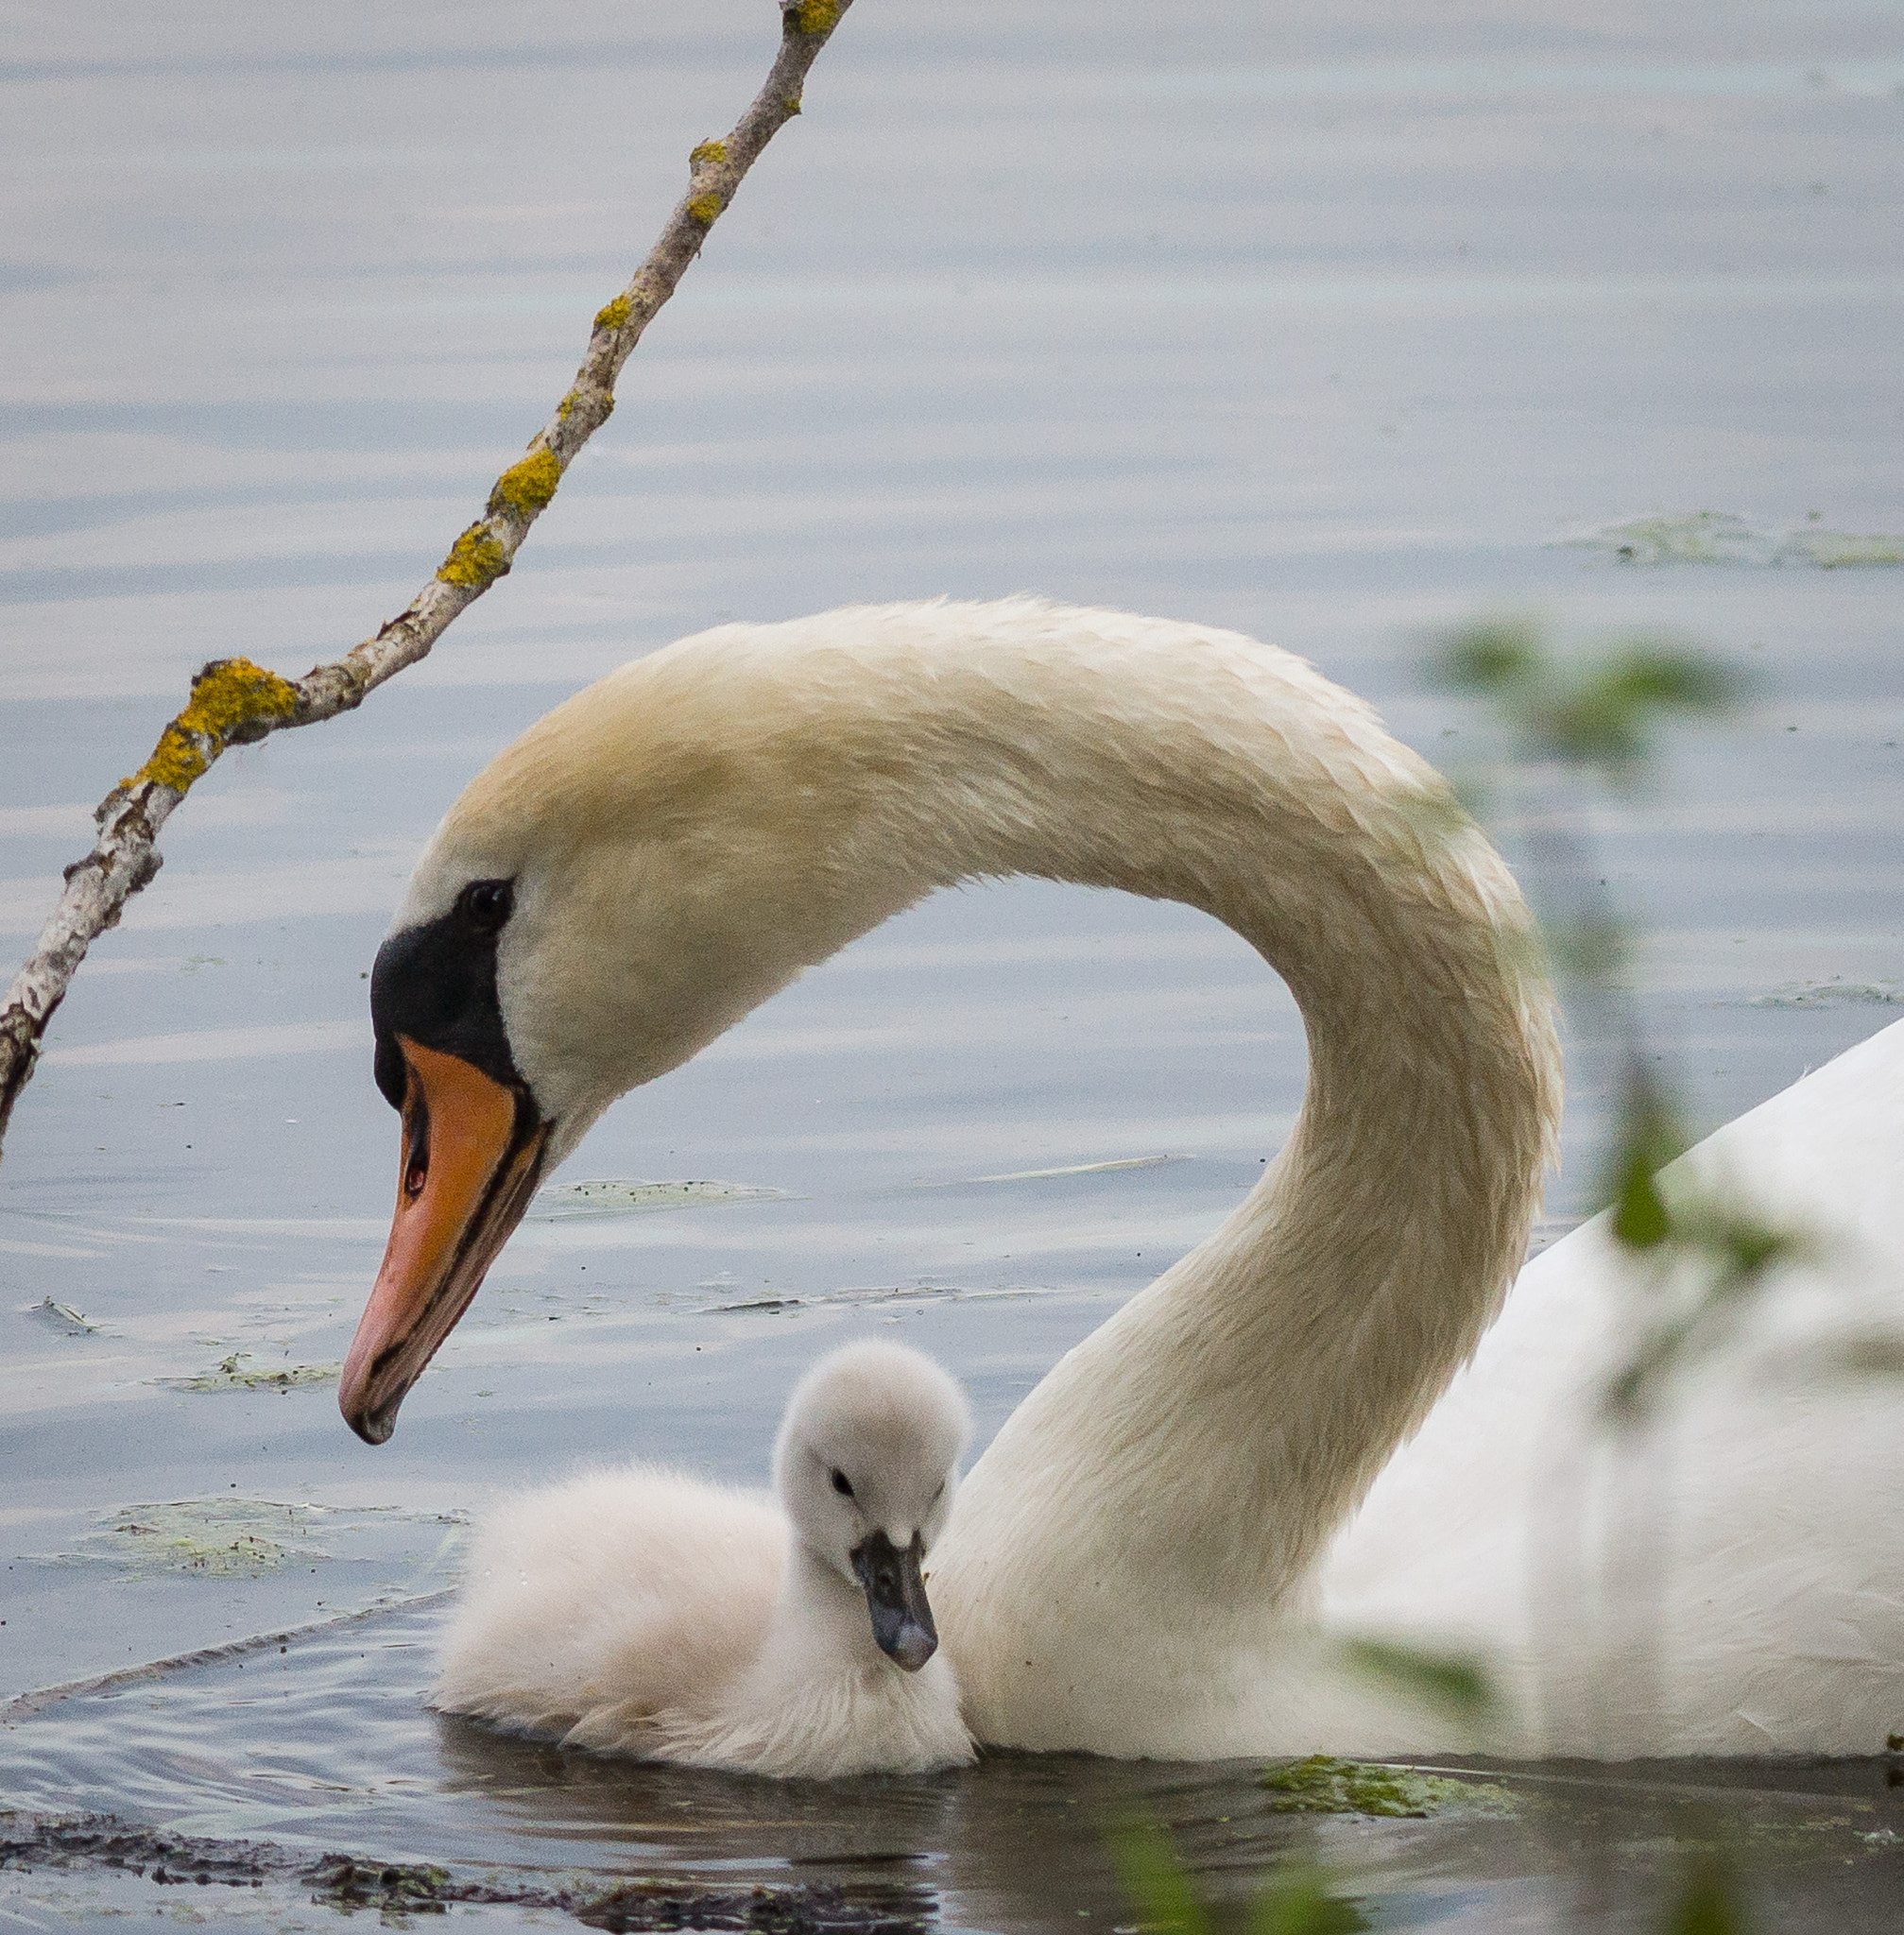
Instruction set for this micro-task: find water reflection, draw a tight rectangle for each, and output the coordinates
[5,1599,1902,1929]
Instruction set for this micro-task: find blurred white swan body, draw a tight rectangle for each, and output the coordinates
[1320,1014,1904,1760]
[433,1341,974,1777]
[385,597,1904,1763]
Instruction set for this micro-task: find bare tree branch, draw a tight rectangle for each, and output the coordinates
[0,0,855,1157]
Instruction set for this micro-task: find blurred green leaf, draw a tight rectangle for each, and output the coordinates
[1682,1207,1800,1279]
[1428,620,1742,790]
[1334,1638,1497,1728]
[1426,616,1828,1435]
[1604,1077,1687,1253]
[1547,912,1630,985]
[1250,1866,1368,1935]
[1611,648,1737,711]
[1610,1147,1673,1250]
[1430,618,1545,696]
[1529,643,1739,784]
[1664,1851,1748,1935]
[1603,1164,1814,1426]
[1108,1821,1368,1935]
[1825,1332,1904,1379]
[1107,1820,1213,1935]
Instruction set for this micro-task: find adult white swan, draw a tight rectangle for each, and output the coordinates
[340,598,1904,1761]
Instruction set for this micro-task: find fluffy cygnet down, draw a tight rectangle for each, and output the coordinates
[432,1340,975,1777]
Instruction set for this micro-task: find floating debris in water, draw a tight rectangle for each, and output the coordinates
[306,1855,456,1913]
[74,1499,324,1578]
[0,1814,931,1931]
[530,1177,790,1219]
[27,1498,468,1582]
[1742,980,1903,1010]
[159,1351,340,1393]
[0,1816,284,1890]
[26,1297,100,1335]
[1261,1755,1518,1819]
[1564,512,1904,568]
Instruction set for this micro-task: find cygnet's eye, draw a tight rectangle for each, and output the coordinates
[457,879,514,933]
[830,1468,855,1498]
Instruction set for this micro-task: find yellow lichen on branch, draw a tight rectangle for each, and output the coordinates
[557,387,611,425]
[124,659,300,794]
[488,448,563,517]
[437,523,510,589]
[1,0,862,1159]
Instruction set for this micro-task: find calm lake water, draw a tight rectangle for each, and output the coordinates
[2,0,1902,1927]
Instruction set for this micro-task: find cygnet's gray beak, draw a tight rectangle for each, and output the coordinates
[850,1530,937,1671]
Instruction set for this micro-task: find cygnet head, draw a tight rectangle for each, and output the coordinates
[772,1341,971,1672]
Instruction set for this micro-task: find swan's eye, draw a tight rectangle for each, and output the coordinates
[457,879,514,933]
[831,1468,855,1498]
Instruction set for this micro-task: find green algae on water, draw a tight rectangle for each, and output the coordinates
[1744,980,1903,1010]
[83,1499,323,1578]
[1566,511,1904,568]
[1797,530,1904,567]
[1261,1755,1518,1819]
[163,1351,340,1393]
[31,1498,471,1583]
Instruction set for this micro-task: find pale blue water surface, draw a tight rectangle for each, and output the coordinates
[2,0,1902,1927]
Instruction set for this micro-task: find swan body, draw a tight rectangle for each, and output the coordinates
[1320,1012,1904,1759]
[432,1340,974,1777]
[346,596,1904,1762]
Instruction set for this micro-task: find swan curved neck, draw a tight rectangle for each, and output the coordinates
[458,601,1558,1646]
[555,600,1560,1678]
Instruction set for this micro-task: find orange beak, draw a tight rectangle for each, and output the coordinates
[340,1037,549,1444]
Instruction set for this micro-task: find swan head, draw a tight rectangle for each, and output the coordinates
[338,656,914,1445]
[772,1341,971,1671]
